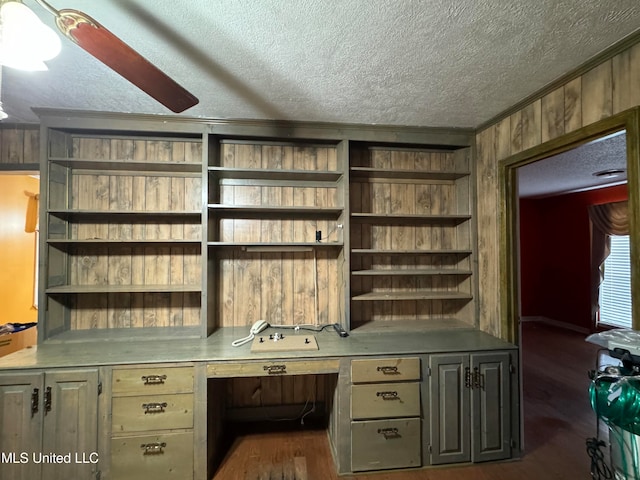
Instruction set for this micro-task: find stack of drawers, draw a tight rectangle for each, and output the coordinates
[350,357,421,472]
[110,365,195,480]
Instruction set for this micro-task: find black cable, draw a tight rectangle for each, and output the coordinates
[586,437,613,479]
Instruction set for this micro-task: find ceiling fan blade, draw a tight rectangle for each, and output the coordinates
[54,9,198,113]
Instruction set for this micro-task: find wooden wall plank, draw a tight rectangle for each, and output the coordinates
[475,125,499,337]
[564,77,582,133]
[541,87,565,143]
[612,41,640,114]
[475,39,640,340]
[520,99,542,151]
[581,60,613,126]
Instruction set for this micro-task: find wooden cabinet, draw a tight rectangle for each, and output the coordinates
[40,124,205,342]
[348,144,475,332]
[0,369,99,480]
[109,364,195,480]
[428,351,513,465]
[349,356,422,472]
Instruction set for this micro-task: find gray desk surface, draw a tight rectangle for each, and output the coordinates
[0,327,517,371]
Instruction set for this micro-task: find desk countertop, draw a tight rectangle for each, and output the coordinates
[0,326,517,371]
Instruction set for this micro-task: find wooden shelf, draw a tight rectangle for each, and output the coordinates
[46,284,202,294]
[209,204,343,218]
[48,210,201,220]
[351,249,472,255]
[48,239,202,245]
[209,167,341,182]
[350,167,469,181]
[351,268,472,276]
[349,318,475,332]
[49,157,202,173]
[208,242,342,249]
[351,291,473,301]
[42,326,202,344]
[350,213,470,224]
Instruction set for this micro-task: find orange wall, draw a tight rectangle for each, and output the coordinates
[0,175,39,325]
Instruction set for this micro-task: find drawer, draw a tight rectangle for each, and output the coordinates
[112,393,194,433]
[351,357,420,383]
[351,382,420,419]
[111,431,193,480]
[112,366,194,396]
[207,359,340,377]
[351,418,421,472]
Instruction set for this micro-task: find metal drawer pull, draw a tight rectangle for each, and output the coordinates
[141,442,166,455]
[376,391,398,400]
[464,367,472,389]
[377,428,400,439]
[473,368,485,390]
[44,386,52,414]
[376,366,399,375]
[141,374,167,385]
[263,364,287,375]
[142,402,168,414]
[31,388,39,417]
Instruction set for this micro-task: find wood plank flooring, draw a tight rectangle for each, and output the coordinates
[212,321,605,479]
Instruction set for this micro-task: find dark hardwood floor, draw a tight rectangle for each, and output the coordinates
[212,321,605,479]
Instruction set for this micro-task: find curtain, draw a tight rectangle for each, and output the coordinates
[589,201,629,327]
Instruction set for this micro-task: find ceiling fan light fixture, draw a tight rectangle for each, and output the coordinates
[0,1,61,71]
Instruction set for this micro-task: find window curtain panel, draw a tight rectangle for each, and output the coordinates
[588,200,629,327]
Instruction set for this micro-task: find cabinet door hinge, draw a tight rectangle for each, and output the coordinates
[428,444,432,453]
[426,366,431,377]
[96,470,101,480]
[98,382,102,395]
[509,363,516,374]
[510,438,517,448]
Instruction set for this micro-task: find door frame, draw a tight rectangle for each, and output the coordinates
[498,107,640,343]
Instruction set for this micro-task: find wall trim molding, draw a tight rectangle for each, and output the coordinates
[477,26,640,132]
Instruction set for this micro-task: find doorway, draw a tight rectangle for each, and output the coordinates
[499,108,640,468]
[0,172,40,329]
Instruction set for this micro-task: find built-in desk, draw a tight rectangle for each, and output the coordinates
[0,327,519,478]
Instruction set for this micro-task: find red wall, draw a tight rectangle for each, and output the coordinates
[519,184,628,331]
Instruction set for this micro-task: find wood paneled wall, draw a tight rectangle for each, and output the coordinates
[0,125,39,166]
[61,135,202,330]
[475,41,640,340]
[213,142,341,328]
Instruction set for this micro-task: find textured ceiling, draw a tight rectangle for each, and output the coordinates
[2,0,640,126]
[518,131,627,198]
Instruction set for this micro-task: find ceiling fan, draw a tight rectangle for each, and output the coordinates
[33,0,199,113]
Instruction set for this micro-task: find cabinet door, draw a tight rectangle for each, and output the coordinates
[41,369,99,480]
[471,352,511,462]
[0,372,44,480]
[429,354,470,465]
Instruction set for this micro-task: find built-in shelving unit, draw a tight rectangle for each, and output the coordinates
[40,125,205,342]
[348,144,475,331]
[206,137,347,330]
[38,111,476,342]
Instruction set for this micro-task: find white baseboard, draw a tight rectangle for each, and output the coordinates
[520,315,590,334]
